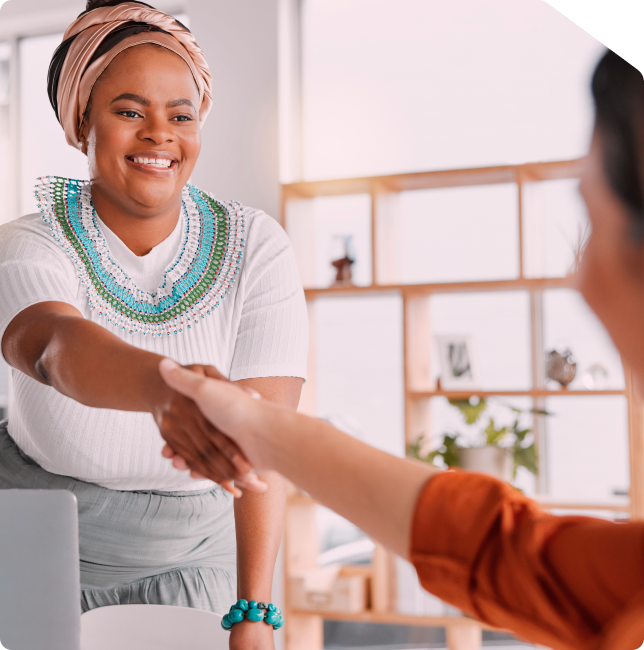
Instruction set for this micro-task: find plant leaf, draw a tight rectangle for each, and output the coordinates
[449,398,487,425]
[441,434,462,468]
[513,427,531,443]
[513,443,538,476]
[484,418,507,446]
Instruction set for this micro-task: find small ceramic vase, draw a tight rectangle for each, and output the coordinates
[546,349,577,388]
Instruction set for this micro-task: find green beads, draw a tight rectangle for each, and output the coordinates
[222,599,285,631]
[247,608,264,622]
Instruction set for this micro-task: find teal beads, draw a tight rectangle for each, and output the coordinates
[222,599,285,631]
[247,608,264,622]
[229,608,244,624]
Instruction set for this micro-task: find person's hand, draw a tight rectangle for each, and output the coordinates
[151,362,267,496]
[229,619,275,650]
[158,359,276,474]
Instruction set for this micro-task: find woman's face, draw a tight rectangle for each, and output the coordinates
[79,44,201,216]
[578,131,644,384]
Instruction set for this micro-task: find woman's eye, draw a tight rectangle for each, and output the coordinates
[118,110,141,119]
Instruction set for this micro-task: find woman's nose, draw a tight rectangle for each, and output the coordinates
[138,113,174,144]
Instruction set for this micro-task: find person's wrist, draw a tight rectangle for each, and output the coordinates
[250,405,299,473]
[143,358,175,416]
[238,397,287,471]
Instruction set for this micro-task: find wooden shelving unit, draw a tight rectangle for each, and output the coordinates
[280,159,644,650]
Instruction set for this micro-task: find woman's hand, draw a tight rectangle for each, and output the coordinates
[158,359,277,472]
[229,620,275,650]
[152,362,267,495]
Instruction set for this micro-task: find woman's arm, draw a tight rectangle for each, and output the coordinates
[229,377,301,650]
[160,363,644,650]
[159,361,436,558]
[1,301,259,490]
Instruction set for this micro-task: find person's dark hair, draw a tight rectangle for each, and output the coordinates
[592,50,644,237]
[47,0,190,123]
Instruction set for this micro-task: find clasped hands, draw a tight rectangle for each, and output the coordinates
[153,359,270,496]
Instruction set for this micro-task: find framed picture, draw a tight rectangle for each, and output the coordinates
[435,334,480,390]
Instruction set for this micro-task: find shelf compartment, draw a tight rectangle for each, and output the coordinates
[304,276,571,299]
[408,389,626,399]
[288,608,498,631]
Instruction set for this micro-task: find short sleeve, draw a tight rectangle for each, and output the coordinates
[229,210,308,381]
[0,215,80,346]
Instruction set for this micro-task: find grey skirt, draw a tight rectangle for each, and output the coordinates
[0,422,236,613]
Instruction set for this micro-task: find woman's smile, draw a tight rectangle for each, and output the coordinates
[125,150,179,176]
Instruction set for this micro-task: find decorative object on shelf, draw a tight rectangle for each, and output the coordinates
[221,599,284,631]
[582,363,609,390]
[408,397,549,481]
[289,565,369,614]
[435,334,480,390]
[330,235,355,285]
[546,348,577,388]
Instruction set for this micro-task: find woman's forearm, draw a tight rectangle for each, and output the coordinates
[258,409,439,558]
[234,471,286,601]
[3,301,168,413]
[159,364,439,558]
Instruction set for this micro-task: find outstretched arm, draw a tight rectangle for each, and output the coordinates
[159,359,436,558]
[1,302,262,492]
[159,361,644,650]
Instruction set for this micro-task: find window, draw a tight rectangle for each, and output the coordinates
[20,34,89,216]
[0,42,10,227]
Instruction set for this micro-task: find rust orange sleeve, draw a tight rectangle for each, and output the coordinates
[410,471,644,650]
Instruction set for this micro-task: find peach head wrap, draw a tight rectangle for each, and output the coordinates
[48,1,213,148]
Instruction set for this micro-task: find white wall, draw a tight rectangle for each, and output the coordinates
[188,0,281,217]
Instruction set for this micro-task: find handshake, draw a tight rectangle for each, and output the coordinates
[155,359,277,497]
[154,358,437,562]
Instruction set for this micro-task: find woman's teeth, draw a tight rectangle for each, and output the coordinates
[132,157,173,168]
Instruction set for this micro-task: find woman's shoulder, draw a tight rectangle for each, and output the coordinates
[244,206,288,240]
[0,212,73,268]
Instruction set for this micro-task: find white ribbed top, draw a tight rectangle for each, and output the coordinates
[0,203,308,491]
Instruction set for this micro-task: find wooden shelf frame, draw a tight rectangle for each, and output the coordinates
[281,159,644,650]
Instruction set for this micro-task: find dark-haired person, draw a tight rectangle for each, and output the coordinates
[158,50,644,650]
[0,2,307,648]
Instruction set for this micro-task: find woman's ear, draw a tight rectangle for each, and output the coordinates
[78,121,88,156]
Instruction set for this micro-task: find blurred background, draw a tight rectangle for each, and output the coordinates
[0,1,625,649]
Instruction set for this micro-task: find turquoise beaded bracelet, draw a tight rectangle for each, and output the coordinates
[221,599,285,631]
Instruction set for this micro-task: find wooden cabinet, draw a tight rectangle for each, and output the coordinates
[280,159,642,650]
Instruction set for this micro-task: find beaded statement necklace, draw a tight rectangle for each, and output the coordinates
[35,176,246,336]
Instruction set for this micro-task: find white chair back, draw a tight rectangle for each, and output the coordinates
[80,604,229,650]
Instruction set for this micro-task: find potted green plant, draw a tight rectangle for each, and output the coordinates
[408,398,547,483]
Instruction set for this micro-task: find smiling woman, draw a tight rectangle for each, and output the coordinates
[0,2,308,648]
